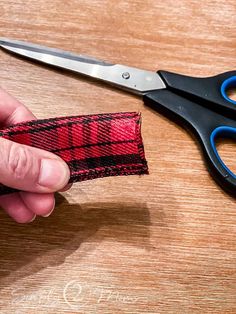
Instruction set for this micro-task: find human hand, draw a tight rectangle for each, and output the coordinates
[0,89,70,223]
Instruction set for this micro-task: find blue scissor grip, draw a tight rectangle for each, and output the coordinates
[221,76,236,105]
[210,126,236,179]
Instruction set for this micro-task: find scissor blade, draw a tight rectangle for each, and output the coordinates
[0,38,165,94]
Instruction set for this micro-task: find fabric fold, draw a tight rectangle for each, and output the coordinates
[0,111,148,195]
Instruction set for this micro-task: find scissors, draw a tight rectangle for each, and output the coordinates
[0,38,236,196]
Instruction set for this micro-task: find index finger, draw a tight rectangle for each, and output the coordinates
[0,88,36,125]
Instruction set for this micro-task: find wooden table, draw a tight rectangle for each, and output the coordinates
[0,1,235,313]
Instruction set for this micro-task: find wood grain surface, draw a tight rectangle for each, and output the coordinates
[0,1,235,313]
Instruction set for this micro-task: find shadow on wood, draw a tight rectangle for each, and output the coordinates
[0,193,151,289]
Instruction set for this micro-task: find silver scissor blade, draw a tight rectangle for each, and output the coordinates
[0,38,166,94]
[0,37,112,66]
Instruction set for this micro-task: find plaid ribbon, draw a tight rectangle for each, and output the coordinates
[0,112,148,195]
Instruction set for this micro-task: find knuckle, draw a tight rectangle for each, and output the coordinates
[7,143,33,180]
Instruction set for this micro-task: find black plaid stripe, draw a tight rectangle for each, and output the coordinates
[97,115,113,167]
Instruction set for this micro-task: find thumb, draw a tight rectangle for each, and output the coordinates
[0,138,70,193]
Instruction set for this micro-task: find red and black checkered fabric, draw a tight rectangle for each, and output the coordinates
[0,111,148,195]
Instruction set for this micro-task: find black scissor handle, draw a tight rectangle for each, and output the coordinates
[200,124,236,196]
[158,70,236,118]
[143,88,236,196]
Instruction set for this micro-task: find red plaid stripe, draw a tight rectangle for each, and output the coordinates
[0,112,148,195]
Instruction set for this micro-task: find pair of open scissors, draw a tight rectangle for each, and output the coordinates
[0,38,236,196]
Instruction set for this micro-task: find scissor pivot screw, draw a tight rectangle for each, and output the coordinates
[122,72,130,79]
